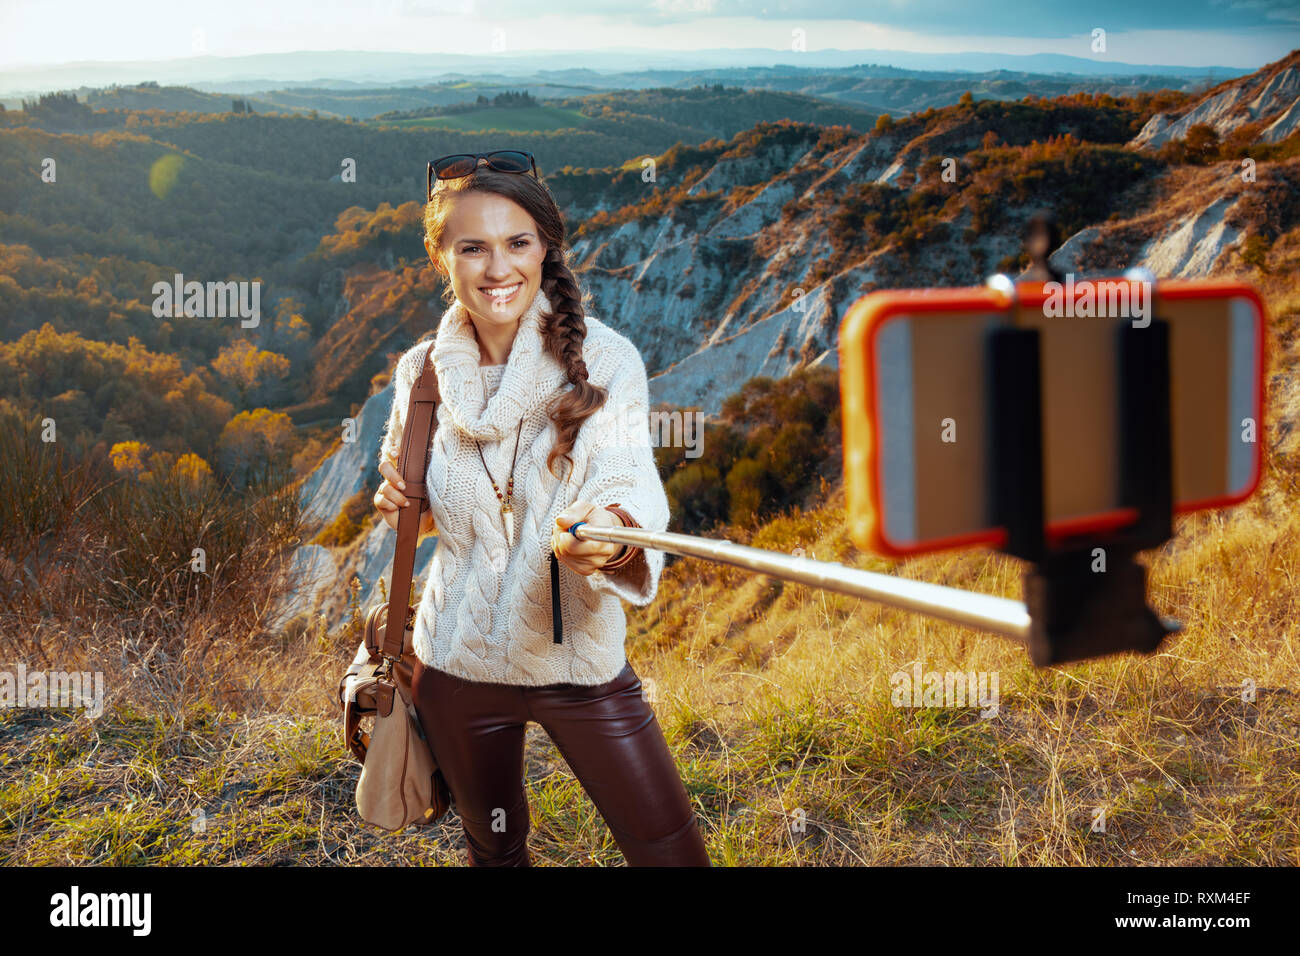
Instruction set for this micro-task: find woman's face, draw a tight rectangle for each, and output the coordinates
[426,191,547,329]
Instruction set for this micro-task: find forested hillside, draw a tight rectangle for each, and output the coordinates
[0,54,1296,505]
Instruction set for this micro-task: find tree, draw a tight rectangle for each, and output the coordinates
[217,409,295,489]
[211,339,291,406]
[174,452,214,486]
[262,299,313,369]
[110,440,152,479]
[875,112,894,133]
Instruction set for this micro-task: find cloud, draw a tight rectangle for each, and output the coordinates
[410,0,1300,36]
[1212,0,1300,22]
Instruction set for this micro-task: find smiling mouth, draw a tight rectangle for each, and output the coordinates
[480,282,522,302]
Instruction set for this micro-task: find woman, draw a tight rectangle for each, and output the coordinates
[372,150,710,867]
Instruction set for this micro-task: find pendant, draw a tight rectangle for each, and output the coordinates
[501,502,514,550]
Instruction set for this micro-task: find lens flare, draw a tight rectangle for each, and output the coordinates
[149,154,185,198]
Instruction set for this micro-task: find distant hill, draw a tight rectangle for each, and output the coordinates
[0,48,1250,100]
[372,86,879,139]
[82,82,280,115]
[4,65,1225,121]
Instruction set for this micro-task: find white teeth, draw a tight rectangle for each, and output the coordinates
[482,283,521,297]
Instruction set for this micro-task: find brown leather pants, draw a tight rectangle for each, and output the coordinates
[410,658,711,867]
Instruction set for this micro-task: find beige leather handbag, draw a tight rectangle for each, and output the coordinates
[337,341,452,831]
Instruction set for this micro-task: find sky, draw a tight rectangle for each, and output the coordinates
[1,0,1297,69]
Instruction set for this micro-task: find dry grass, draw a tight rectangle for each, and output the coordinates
[634,479,1299,866]
[4,470,1295,866]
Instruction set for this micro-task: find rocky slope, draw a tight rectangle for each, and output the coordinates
[273,377,439,636]
[1132,51,1300,149]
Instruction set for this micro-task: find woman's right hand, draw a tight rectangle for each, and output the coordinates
[375,456,434,536]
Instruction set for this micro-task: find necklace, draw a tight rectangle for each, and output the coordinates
[475,418,524,550]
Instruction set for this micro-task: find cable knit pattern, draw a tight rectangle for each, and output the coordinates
[377,286,670,686]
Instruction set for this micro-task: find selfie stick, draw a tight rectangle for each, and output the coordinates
[566,521,1032,641]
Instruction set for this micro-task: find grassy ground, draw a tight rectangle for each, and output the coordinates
[1,462,1296,865]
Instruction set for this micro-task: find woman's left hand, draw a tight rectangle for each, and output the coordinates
[552,500,625,576]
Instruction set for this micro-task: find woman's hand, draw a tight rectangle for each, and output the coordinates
[375,455,435,537]
[552,500,625,576]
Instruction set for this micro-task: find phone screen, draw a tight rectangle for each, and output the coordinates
[840,281,1265,557]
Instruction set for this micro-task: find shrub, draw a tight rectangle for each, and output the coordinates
[313,510,361,548]
[1239,234,1271,273]
[768,421,818,497]
[313,488,372,548]
[726,457,769,528]
[1183,123,1221,164]
[666,462,727,533]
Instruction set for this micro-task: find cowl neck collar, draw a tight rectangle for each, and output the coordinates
[431,285,569,441]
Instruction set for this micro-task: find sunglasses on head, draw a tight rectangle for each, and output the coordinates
[427,150,539,200]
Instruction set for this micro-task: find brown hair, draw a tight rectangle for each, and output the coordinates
[424,167,606,481]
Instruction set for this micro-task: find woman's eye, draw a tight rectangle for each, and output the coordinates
[462,241,529,253]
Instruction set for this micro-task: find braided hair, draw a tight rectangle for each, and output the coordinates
[424,166,607,482]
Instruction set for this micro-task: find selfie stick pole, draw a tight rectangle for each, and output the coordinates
[567,522,1032,641]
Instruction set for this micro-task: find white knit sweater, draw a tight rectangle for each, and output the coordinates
[377,286,670,686]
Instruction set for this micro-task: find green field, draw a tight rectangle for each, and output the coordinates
[373,105,592,132]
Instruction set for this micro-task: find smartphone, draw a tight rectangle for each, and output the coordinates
[839,280,1266,557]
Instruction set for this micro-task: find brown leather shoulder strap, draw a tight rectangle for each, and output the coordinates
[382,341,438,661]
